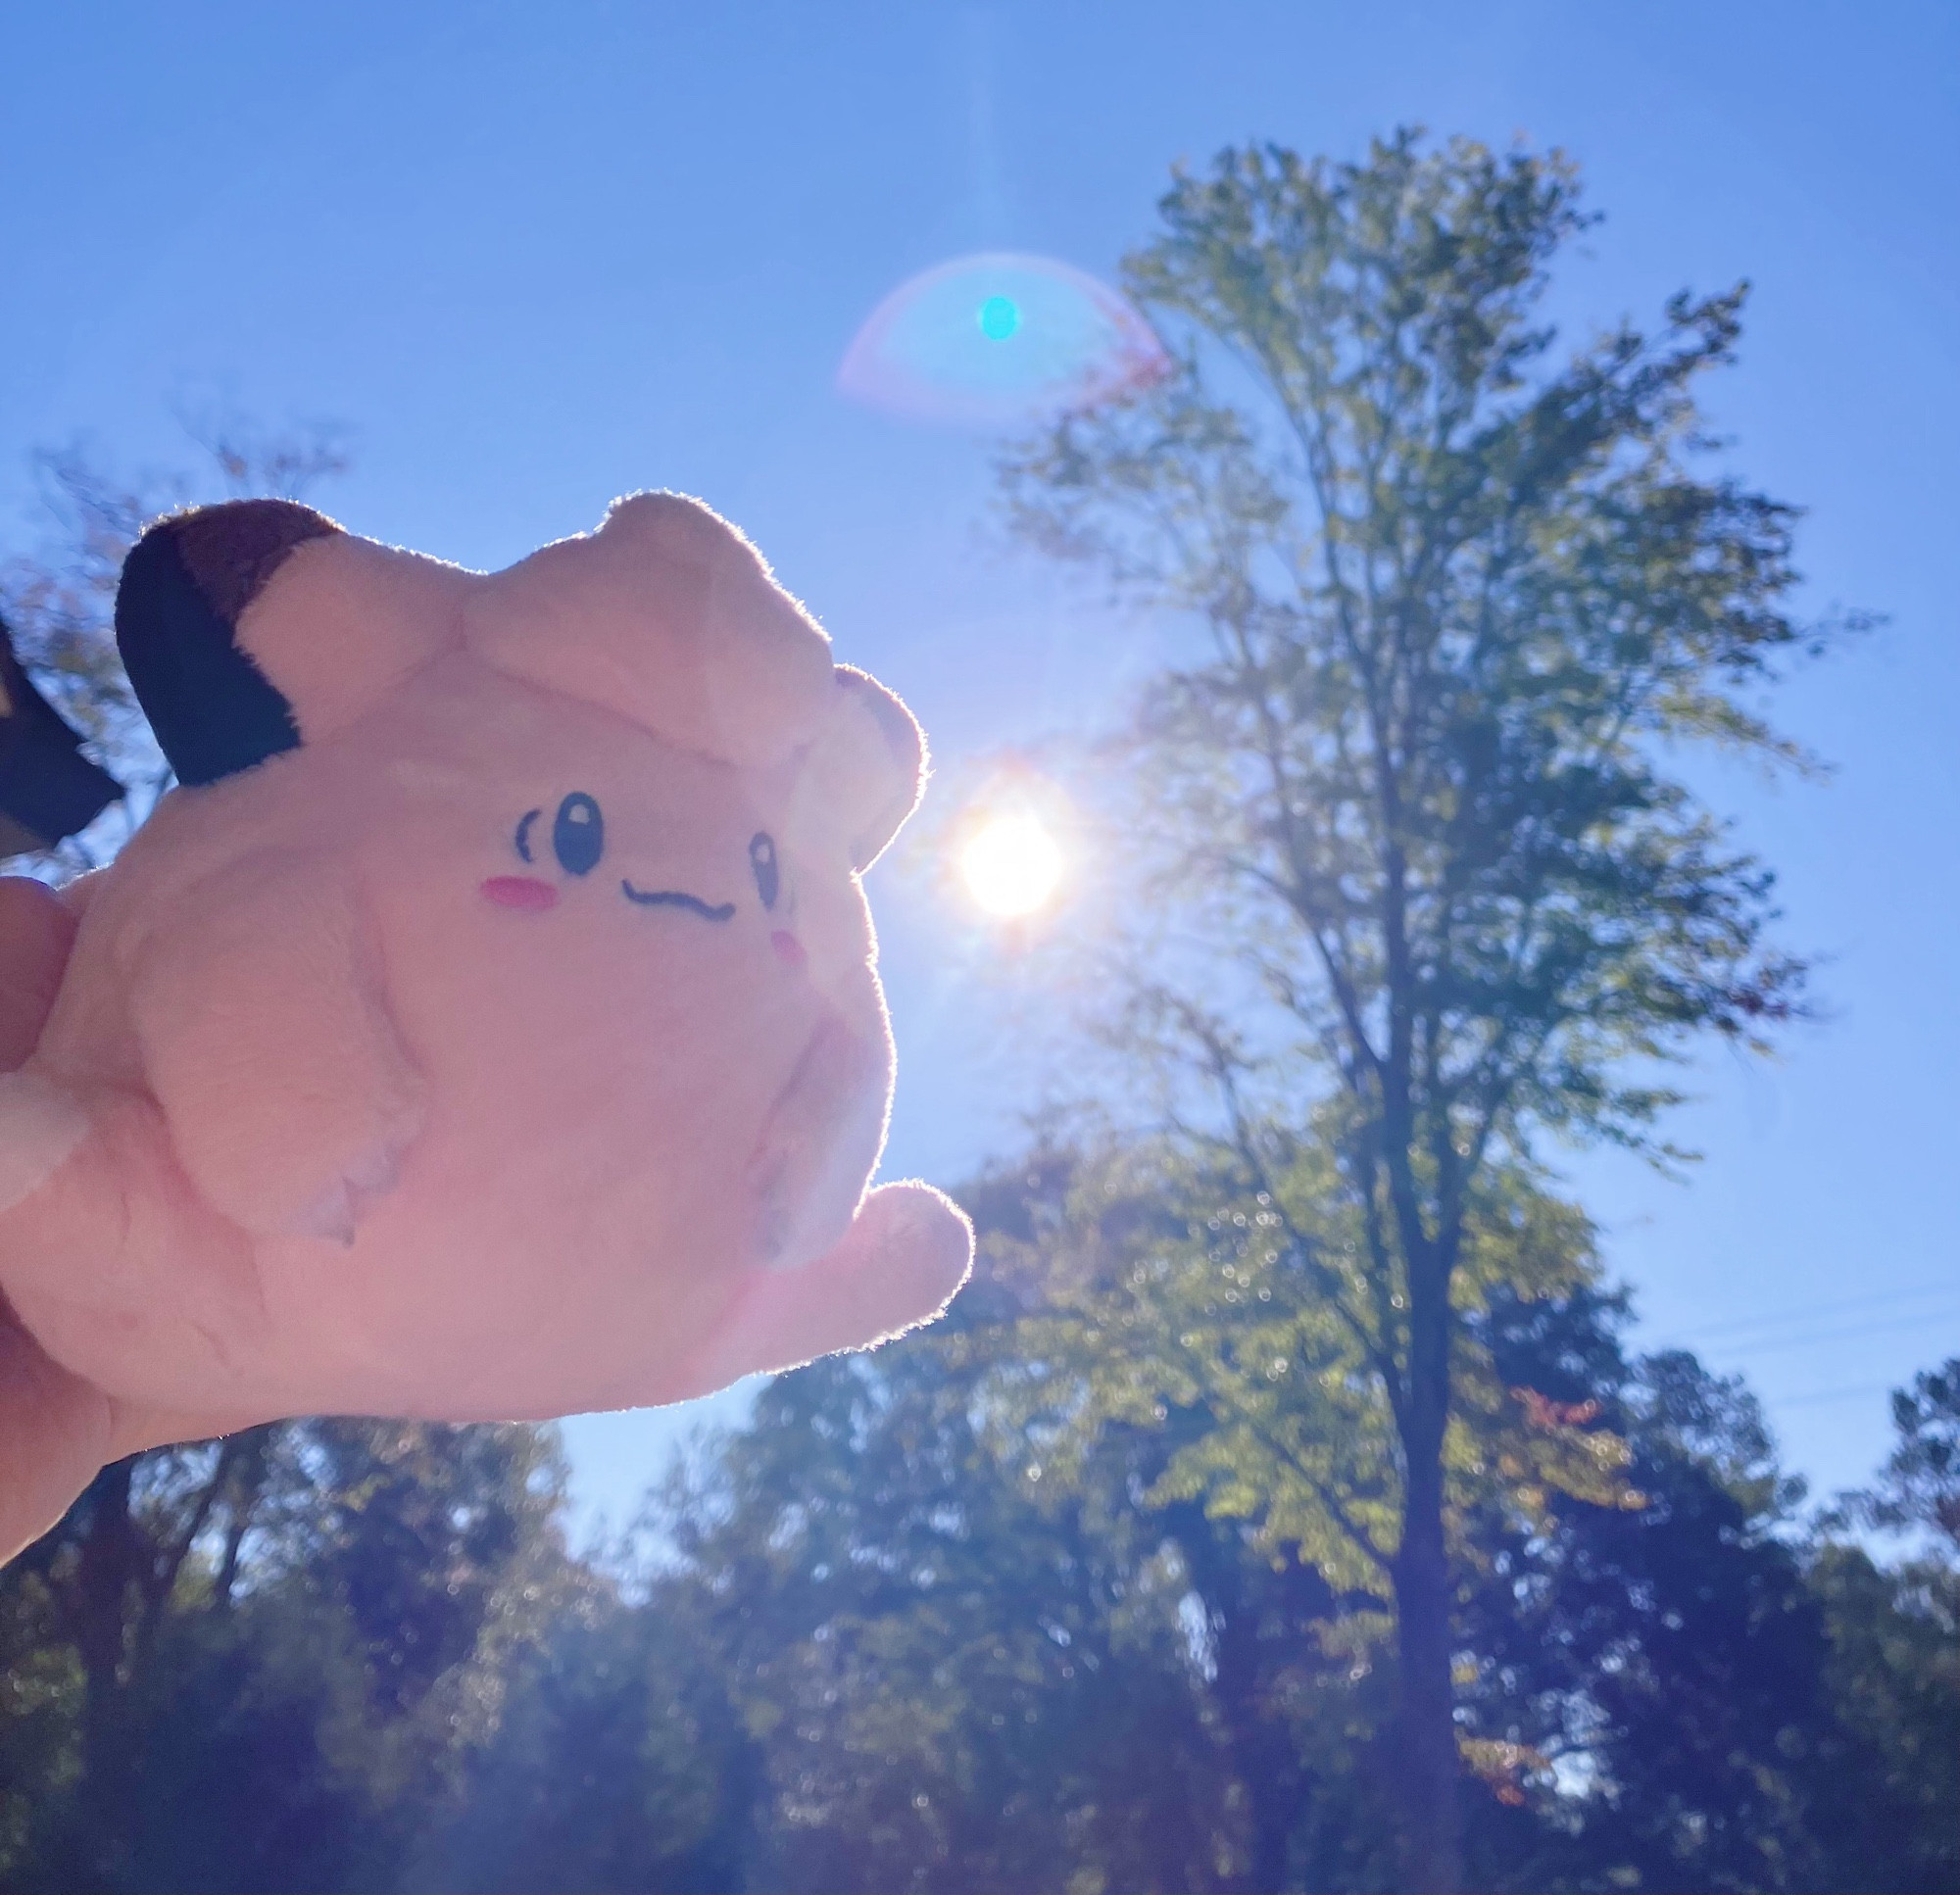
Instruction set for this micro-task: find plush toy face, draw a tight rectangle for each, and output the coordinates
[0,495,970,1429]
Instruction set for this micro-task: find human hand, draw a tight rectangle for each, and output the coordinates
[0,876,258,1562]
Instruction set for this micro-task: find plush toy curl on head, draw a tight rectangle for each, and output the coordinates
[0,493,971,1555]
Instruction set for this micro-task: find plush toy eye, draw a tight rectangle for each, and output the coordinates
[553,794,605,876]
[750,831,780,909]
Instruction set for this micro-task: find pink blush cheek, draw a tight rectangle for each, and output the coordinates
[482,876,559,912]
[771,930,806,968]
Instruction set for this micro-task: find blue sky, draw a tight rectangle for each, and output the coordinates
[4,1,1955,1538]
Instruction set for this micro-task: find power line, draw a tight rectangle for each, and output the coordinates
[1769,1381,1894,1411]
[1639,1279,1960,1351]
[1678,1309,1960,1365]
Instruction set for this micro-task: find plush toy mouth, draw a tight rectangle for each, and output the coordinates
[619,881,736,922]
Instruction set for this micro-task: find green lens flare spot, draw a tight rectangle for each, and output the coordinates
[977,295,1021,341]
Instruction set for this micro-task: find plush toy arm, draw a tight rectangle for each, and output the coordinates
[680,1180,972,1396]
[128,858,426,1242]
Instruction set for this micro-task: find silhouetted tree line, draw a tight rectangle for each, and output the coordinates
[1,1150,1954,1892]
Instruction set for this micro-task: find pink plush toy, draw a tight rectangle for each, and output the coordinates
[0,493,971,1554]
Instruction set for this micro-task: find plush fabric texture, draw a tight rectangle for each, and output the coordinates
[0,492,971,1441]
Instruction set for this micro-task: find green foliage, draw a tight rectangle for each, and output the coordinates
[646,1295,1259,1894]
[1834,1357,1960,1554]
[1004,131,1845,1166]
[437,1173,1953,1894]
[411,1592,758,1893]
[1459,1353,1835,1890]
[1796,1360,1960,1894]
[0,1421,570,1891]
[999,128,1859,1887]
[1806,1545,1960,1894]
[988,1141,1637,1609]
[2,1219,1954,1890]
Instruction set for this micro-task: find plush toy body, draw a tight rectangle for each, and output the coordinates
[0,495,969,1482]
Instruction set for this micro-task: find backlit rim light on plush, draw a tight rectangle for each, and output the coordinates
[838,252,1169,428]
[961,811,1064,918]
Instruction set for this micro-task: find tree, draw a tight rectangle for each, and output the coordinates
[1000,130,1854,1889]
[644,1278,1258,1895]
[979,1142,1663,1889]
[413,1587,760,1895]
[1456,1344,1845,1891]
[0,1419,569,1891]
[1806,1362,1960,1895]
[1835,1359,1960,1557]
[482,1144,1913,1894]
[1804,1541,1960,1895]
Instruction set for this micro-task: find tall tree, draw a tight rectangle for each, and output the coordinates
[1000,130,1853,1889]
[983,1141,1634,1889]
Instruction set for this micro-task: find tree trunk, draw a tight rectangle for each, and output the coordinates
[74,1461,135,1769]
[71,1458,140,1881]
[1393,1421,1462,1893]
[1168,1502,1305,1893]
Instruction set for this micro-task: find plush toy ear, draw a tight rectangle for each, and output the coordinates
[117,501,339,786]
[808,666,927,872]
[0,614,122,855]
[119,501,476,782]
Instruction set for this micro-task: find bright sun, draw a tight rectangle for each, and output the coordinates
[961,811,1064,918]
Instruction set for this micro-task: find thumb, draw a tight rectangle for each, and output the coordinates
[0,878,76,1071]
[0,1312,114,1564]
[683,1181,972,1395]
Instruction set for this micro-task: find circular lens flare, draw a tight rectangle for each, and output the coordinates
[977,294,1020,340]
[839,252,1168,428]
[961,812,1064,918]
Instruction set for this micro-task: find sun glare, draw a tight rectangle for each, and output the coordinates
[961,812,1064,918]
[836,252,1168,427]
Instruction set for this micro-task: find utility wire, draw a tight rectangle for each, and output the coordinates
[1640,1278,1958,1350]
[1772,1381,1893,1410]
[1630,1282,1957,1412]
[1675,1309,1960,1364]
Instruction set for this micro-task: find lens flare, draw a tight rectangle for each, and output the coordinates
[961,811,1064,918]
[839,253,1168,428]
[977,294,1021,340]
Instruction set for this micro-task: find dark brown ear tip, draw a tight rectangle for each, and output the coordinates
[155,499,343,625]
[115,502,335,789]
